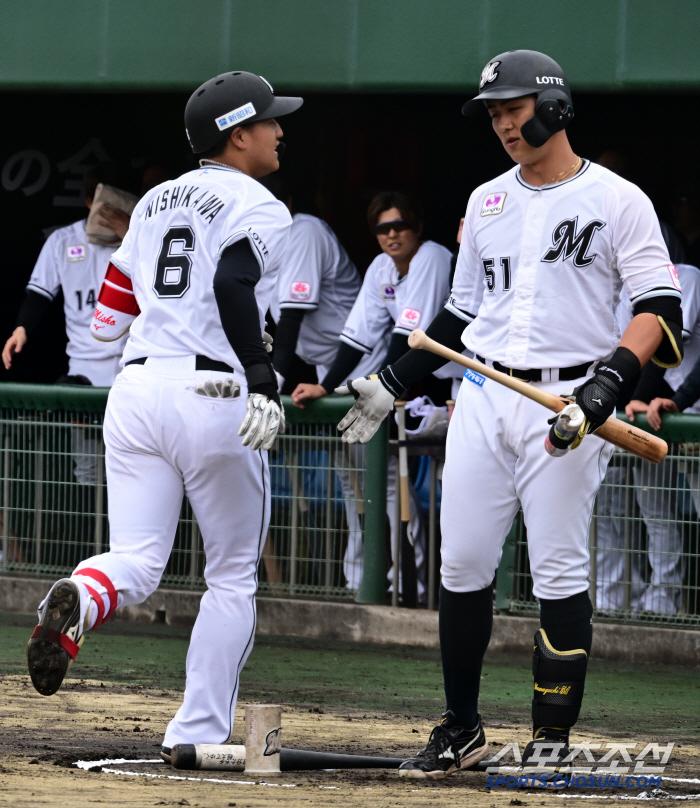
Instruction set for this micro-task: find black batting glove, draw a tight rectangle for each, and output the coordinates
[574,347,640,434]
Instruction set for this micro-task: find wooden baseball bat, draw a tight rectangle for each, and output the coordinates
[170,743,403,771]
[395,401,417,609]
[407,330,667,464]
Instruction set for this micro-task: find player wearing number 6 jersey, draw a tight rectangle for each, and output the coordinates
[337,50,683,783]
[26,72,302,757]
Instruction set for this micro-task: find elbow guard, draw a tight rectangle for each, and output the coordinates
[633,295,683,368]
[91,263,140,342]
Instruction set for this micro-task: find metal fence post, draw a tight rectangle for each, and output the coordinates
[355,419,388,604]
[427,455,438,611]
[34,428,43,567]
[2,433,10,561]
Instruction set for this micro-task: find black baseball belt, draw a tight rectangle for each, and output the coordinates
[475,355,596,383]
[126,356,233,373]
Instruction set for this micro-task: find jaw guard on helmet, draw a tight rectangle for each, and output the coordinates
[463,49,574,148]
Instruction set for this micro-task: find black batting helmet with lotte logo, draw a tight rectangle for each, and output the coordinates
[463,50,574,148]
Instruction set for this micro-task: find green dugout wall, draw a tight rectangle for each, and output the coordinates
[1,0,700,91]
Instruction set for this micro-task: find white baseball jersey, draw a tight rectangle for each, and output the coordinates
[618,262,700,413]
[341,240,453,353]
[269,213,361,369]
[448,160,681,368]
[111,166,291,371]
[26,220,126,361]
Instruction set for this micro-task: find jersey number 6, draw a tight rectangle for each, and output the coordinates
[153,226,195,299]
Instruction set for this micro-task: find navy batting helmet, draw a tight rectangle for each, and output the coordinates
[464,50,573,148]
[185,71,303,155]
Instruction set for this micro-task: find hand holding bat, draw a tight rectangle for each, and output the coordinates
[407,330,667,464]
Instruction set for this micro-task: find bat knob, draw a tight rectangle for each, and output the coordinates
[408,329,426,349]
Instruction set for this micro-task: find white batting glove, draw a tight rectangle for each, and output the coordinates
[263,331,273,353]
[195,378,241,398]
[336,375,395,444]
[238,393,285,451]
[275,370,285,392]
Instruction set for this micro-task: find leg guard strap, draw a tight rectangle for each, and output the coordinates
[532,628,588,731]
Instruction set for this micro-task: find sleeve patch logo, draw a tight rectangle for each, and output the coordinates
[381,284,396,300]
[480,192,507,216]
[464,368,486,387]
[67,244,87,262]
[667,264,682,291]
[398,307,421,329]
[290,280,311,300]
[215,102,256,131]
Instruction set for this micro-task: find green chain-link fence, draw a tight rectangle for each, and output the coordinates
[0,384,388,604]
[497,414,700,629]
[2,382,700,627]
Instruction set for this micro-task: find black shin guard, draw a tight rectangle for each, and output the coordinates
[439,584,493,730]
[531,628,588,737]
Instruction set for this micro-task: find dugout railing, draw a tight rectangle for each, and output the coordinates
[1,382,700,628]
[0,384,389,605]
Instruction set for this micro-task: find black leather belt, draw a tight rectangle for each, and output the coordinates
[126,356,234,373]
[475,355,595,383]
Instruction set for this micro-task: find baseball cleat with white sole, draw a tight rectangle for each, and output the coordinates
[398,711,489,779]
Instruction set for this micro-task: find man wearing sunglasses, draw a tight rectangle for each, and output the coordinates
[293,191,454,598]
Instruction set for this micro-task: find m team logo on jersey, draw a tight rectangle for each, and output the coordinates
[480,61,500,89]
[67,244,87,262]
[381,284,396,300]
[215,102,257,131]
[481,193,507,217]
[290,280,311,300]
[542,216,606,269]
[668,264,682,291]
[398,307,421,329]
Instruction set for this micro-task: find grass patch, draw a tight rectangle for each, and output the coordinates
[1,612,698,739]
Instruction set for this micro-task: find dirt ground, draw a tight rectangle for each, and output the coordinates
[1,675,699,808]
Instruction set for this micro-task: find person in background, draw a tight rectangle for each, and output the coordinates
[260,174,383,391]
[596,224,700,614]
[671,181,700,270]
[293,192,454,599]
[2,162,134,388]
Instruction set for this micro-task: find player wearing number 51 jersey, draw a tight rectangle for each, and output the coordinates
[26,72,302,759]
[337,50,683,783]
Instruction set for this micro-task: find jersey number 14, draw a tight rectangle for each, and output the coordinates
[153,226,195,298]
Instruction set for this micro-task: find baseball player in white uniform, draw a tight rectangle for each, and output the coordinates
[2,165,133,387]
[336,51,683,783]
[294,193,453,596]
[25,72,302,761]
[259,175,379,387]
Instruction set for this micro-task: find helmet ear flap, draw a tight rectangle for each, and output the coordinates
[521,89,574,148]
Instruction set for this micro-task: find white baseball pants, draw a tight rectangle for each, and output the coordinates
[440,371,613,600]
[71,357,269,748]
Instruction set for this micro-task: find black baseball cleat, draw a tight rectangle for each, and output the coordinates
[520,728,573,787]
[398,711,489,779]
[161,746,172,764]
[27,580,85,696]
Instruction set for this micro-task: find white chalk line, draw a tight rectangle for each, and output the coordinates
[73,758,700,796]
[74,758,295,787]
